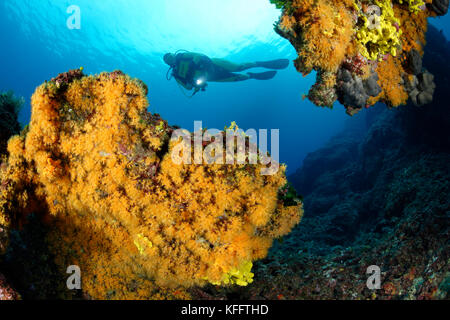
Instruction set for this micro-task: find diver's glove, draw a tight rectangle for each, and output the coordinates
[192,82,208,96]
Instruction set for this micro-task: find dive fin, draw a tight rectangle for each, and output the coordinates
[256,59,290,70]
[248,71,277,80]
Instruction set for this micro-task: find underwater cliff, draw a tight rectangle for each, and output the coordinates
[289,24,449,254]
[188,24,449,300]
[0,91,22,299]
[0,92,22,157]
[277,24,448,299]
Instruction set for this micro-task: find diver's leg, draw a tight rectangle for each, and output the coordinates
[212,58,290,72]
[247,71,277,80]
[209,71,277,82]
[207,62,277,82]
[210,72,251,82]
[254,59,290,70]
[211,58,257,72]
[207,63,251,82]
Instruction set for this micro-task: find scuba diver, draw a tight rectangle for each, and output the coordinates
[163,50,290,96]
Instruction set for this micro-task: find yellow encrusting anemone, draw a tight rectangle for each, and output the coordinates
[355,0,402,61]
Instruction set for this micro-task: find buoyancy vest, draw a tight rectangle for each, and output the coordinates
[173,53,210,87]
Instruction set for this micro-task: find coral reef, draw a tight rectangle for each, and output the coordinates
[0,70,302,299]
[273,0,448,115]
[0,90,22,300]
[192,25,449,300]
[0,272,20,300]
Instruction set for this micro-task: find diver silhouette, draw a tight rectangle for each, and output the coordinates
[164,50,290,96]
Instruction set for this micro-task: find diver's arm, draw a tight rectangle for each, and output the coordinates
[175,76,201,97]
[175,77,193,90]
[172,52,211,91]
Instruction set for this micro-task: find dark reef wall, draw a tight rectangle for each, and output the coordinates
[289,24,449,253]
[193,25,449,300]
[0,91,22,156]
[0,91,22,300]
[276,24,449,299]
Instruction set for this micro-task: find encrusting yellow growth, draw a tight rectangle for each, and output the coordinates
[399,0,426,13]
[207,261,254,287]
[356,0,402,61]
[134,233,153,255]
[275,0,443,114]
[0,69,303,299]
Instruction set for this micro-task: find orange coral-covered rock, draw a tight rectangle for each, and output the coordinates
[275,0,447,114]
[0,70,302,299]
[280,0,356,74]
[0,272,20,300]
[369,54,409,106]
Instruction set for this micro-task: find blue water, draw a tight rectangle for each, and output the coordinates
[1,0,449,173]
